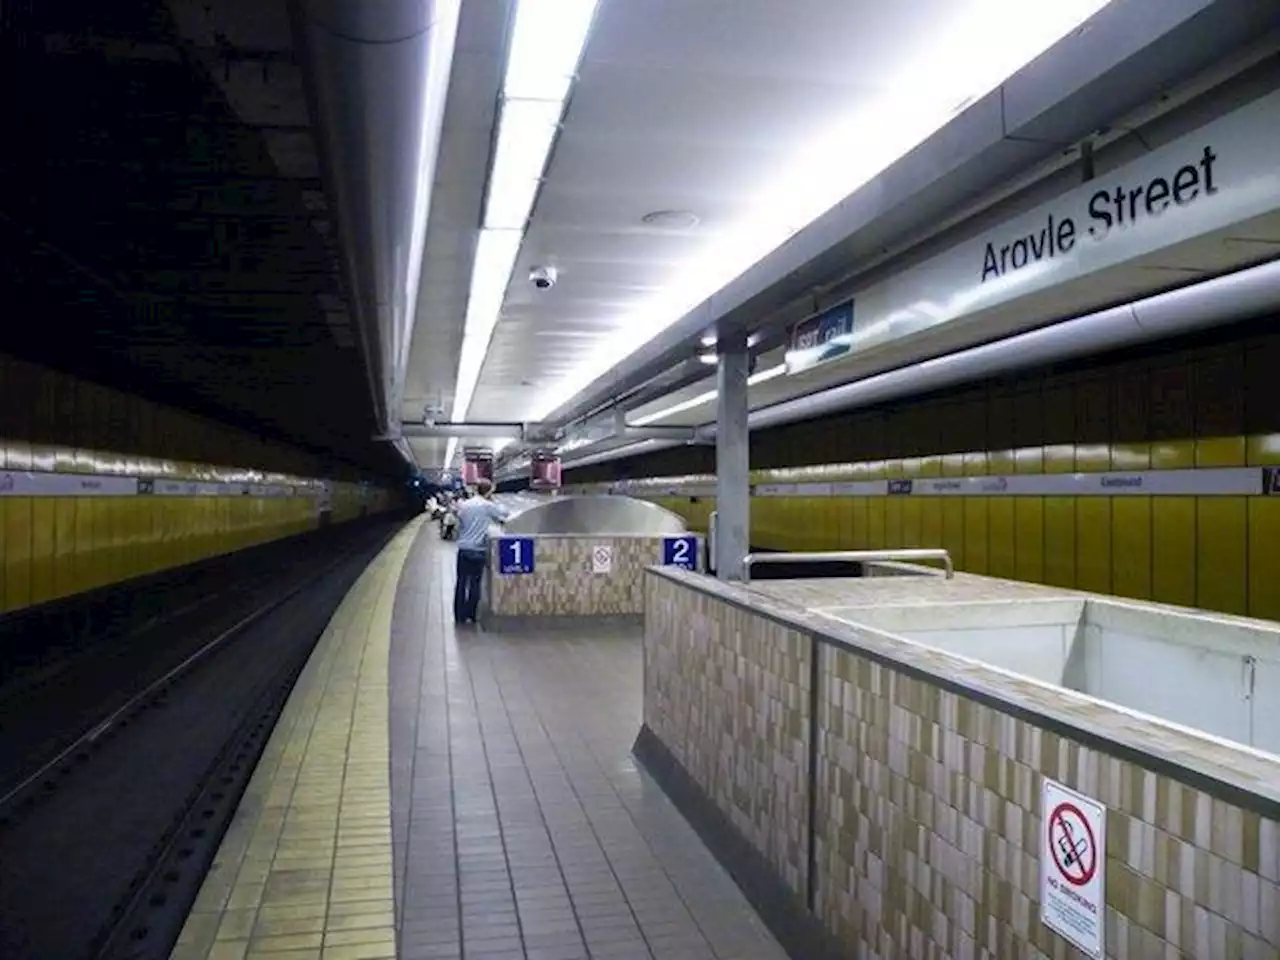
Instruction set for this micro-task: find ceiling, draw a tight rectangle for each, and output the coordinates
[400,0,1121,468]
[0,0,401,477]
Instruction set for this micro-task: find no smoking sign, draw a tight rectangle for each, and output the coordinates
[1041,779,1106,957]
[1049,801,1097,886]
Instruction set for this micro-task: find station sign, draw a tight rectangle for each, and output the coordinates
[785,299,855,375]
[1040,778,1106,957]
[530,449,562,489]
[662,535,698,571]
[497,537,534,575]
[778,87,1280,377]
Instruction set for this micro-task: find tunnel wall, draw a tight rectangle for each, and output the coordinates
[0,353,398,615]
[567,318,1280,621]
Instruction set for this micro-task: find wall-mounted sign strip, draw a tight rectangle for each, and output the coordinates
[595,465,1275,499]
[0,469,318,498]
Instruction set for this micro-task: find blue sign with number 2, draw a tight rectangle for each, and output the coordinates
[662,535,697,571]
[499,537,535,575]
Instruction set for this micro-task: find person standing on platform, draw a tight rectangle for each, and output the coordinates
[453,478,509,625]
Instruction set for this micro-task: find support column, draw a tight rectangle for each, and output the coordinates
[715,331,750,581]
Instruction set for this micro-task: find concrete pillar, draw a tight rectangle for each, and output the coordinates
[715,331,750,581]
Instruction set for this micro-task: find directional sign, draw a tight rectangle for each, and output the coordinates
[498,537,534,575]
[662,535,698,571]
[1040,779,1105,957]
[591,544,613,574]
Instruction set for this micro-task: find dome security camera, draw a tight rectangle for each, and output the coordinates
[529,265,558,290]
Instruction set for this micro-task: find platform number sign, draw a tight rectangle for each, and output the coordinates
[662,535,698,571]
[498,537,535,575]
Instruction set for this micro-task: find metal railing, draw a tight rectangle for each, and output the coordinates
[741,548,954,581]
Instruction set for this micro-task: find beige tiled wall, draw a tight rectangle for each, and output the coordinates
[643,571,1280,959]
[645,576,811,894]
[487,535,667,617]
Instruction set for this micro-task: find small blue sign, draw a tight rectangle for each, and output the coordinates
[498,537,535,575]
[662,535,698,571]
[786,299,855,374]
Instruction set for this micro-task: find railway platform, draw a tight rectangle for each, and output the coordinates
[172,518,785,960]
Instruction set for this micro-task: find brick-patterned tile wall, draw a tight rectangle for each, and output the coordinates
[641,569,1280,960]
[816,644,1280,958]
[487,536,664,616]
[645,575,811,895]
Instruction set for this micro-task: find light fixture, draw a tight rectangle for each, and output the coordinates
[526,1,1115,422]
[446,0,600,434]
[630,363,787,427]
[641,209,700,229]
[698,352,718,365]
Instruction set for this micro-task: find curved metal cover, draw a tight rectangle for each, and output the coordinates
[499,495,687,536]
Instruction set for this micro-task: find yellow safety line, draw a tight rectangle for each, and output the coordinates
[171,517,423,960]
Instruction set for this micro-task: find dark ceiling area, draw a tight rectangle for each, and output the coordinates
[0,0,404,478]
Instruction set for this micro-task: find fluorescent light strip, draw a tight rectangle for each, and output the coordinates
[504,0,598,101]
[630,363,786,427]
[446,0,600,447]
[528,2,1115,421]
[483,99,562,229]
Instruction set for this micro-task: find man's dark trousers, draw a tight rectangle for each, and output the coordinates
[454,548,486,622]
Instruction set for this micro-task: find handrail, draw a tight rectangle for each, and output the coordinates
[741,548,954,581]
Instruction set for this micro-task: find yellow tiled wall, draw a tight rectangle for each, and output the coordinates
[0,353,397,615]
[0,443,394,615]
[579,326,1280,622]
[652,459,1278,623]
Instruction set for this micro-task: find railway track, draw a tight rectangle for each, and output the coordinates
[0,517,404,959]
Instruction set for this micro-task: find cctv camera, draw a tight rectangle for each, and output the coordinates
[529,265,558,290]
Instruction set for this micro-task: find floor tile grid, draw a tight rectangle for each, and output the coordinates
[392,528,463,960]
[475,631,784,960]
[173,518,421,960]
[390,538,786,960]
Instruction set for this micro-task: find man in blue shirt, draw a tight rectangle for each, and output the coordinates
[453,478,510,624]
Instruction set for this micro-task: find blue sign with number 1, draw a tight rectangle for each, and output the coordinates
[662,535,697,571]
[498,537,535,575]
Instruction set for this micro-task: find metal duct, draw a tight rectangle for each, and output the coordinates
[402,422,526,439]
[297,0,460,438]
[728,258,1280,435]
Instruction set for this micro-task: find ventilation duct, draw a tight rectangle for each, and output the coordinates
[297,0,460,440]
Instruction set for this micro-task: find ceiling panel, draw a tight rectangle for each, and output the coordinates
[418,0,970,435]
[404,0,1270,470]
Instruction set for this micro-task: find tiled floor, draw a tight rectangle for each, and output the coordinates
[175,518,786,960]
[389,529,786,960]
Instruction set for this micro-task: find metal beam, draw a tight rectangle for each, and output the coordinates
[400,422,525,440]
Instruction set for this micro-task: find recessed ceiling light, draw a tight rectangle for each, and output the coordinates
[641,209,700,229]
